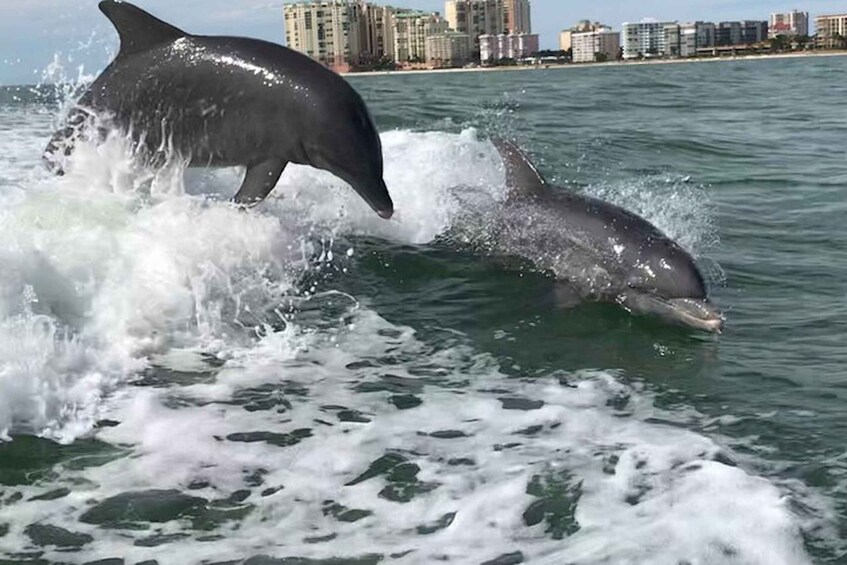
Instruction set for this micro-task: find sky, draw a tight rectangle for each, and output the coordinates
[1,0,845,85]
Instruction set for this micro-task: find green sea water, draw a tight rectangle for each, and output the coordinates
[0,55,845,564]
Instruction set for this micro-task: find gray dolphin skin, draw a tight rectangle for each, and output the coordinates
[490,138,724,333]
[44,1,394,219]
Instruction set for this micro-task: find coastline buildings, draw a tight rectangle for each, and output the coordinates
[571,28,620,63]
[479,32,539,63]
[769,10,809,38]
[815,14,847,48]
[623,18,768,59]
[559,20,605,52]
[503,0,532,34]
[622,20,676,59]
[283,1,363,72]
[360,3,395,64]
[426,31,471,67]
[392,10,449,63]
[284,0,534,71]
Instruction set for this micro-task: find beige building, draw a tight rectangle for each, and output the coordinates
[360,3,396,63]
[445,0,506,57]
[392,10,449,63]
[426,32,471,67]
[503,0,531,34]
[769,10,809,38]
[571,28,620,63]
[816,14,847,48]
[559,21,605,52]
[559,30,572,51]
[284,1,363,72]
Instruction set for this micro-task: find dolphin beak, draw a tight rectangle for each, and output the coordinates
[351,178,394,219]
[619,293,725,333]
[665,297,725,333]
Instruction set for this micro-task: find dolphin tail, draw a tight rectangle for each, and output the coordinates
[490,137,548,198]
[98,1,187,57]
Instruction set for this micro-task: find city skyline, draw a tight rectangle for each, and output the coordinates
[2,0,847,84]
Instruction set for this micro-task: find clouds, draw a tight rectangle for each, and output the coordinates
[2,0,846,85]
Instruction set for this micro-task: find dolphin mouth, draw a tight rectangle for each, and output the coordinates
[620,293,725,333]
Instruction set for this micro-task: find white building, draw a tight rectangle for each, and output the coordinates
[816,14,847,48]
[284,1,363,72]
[426,32,471,67]
[622,19,678,59]
[769,10,809,38]
[479,32,539,63]
[571,28,620,63]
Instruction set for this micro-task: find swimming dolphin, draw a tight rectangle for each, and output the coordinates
[43,1,394,218]
[488,138,724,333]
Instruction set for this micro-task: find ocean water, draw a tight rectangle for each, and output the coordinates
[0,55,845,564]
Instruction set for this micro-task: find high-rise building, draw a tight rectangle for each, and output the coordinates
[360,2,396,63]
[426,32,472,67]
[571,28,620,63]
[445,0,506,58]
[392,10,449,63]
[816,14,847,48]
[284,1,363,72]
[503,0,531,34]
[622,20,677,59]
[769,10,809,38]
[479,32,539,63]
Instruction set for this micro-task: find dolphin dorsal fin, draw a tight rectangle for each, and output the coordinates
[99,1,187,56]
[490,137,549,198]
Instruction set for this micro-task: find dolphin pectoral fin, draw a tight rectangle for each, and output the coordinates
[232,159,287,206]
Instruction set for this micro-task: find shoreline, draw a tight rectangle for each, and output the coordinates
[342,50,847,78]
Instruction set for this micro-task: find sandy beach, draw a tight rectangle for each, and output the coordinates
[343,49,847,78]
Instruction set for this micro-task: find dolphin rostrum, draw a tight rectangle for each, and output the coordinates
[44,1,394,219]
[488,138,724,333]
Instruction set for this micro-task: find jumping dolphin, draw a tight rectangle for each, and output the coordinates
[44,1,394,218]
[488,139,724,333]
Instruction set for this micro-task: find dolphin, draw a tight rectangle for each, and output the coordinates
[43,1,394,218]
[487,138,724,333]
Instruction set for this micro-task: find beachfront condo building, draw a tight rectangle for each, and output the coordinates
[815,14,847,48]
[715,21,768,46]
[571,28,620,63]
[624,18,767,60]
[503,0,532,34]
[769,10,809,38]
[559,20,606,52]
[479,32,539,63]
[622,20,677,59]
[445,0,532,59]
[360,3,396,64]
[426,31,472,67]
[392,10,450,63]
[284,1,363,72]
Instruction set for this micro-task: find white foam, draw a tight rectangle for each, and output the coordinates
[0,307,811,564]
[0,114,811,563]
